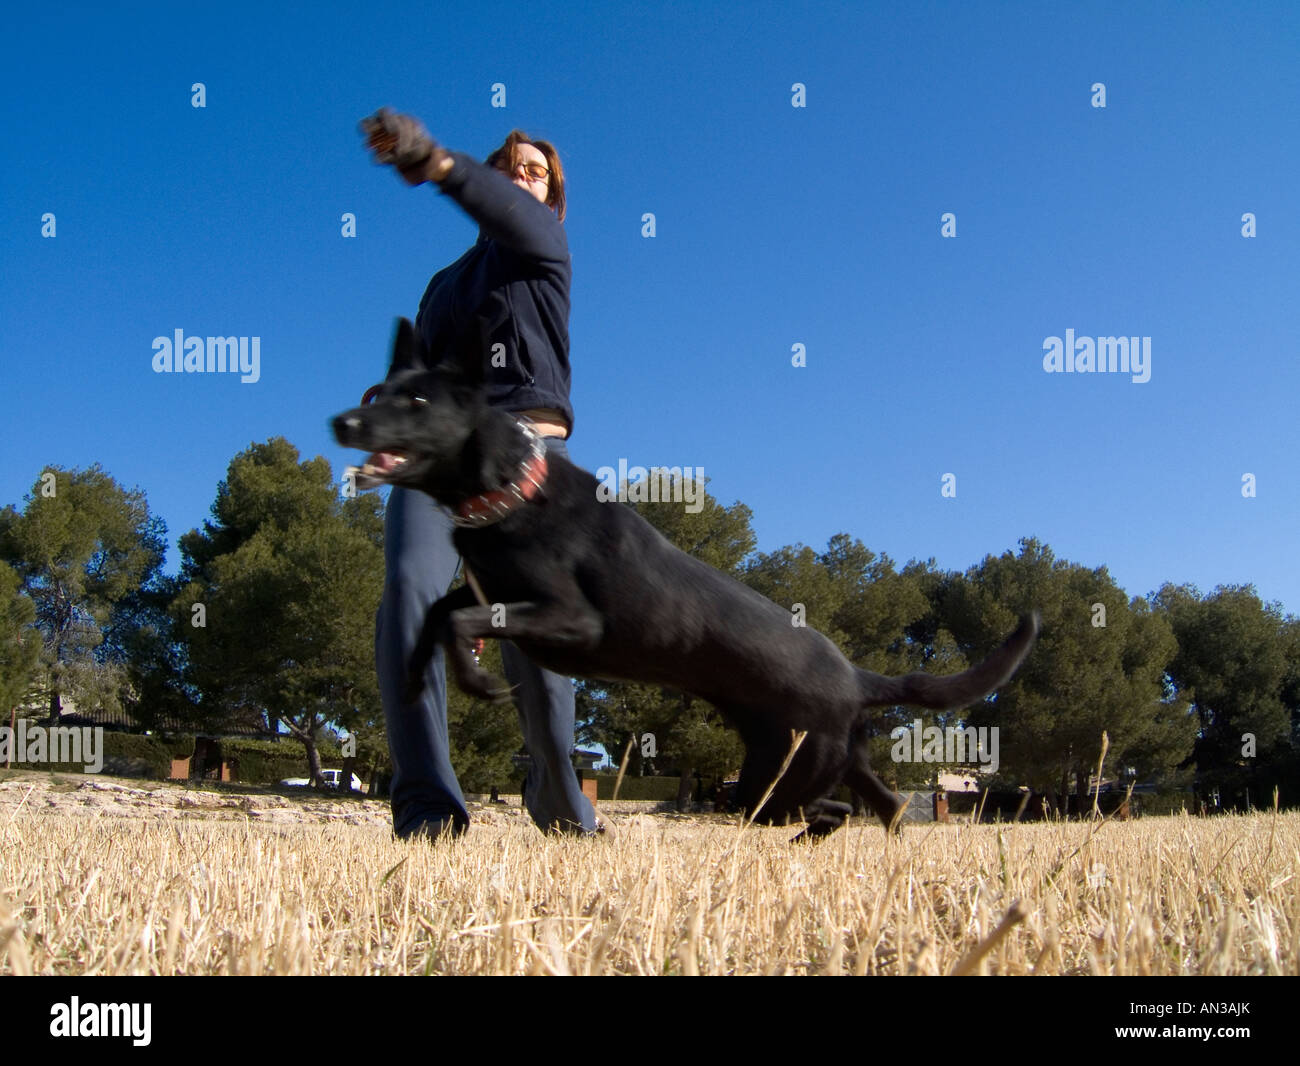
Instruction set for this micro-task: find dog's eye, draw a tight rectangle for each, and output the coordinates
[411,396,429,406]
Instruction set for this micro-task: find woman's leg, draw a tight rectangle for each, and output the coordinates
[500,436,598,834]
[500,641,598,833]
[376,486,469,837]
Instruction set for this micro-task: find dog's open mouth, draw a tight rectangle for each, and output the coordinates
[346,449,410,489]
[364,450,409,477]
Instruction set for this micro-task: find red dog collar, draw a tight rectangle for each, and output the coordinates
[452,421,549,527]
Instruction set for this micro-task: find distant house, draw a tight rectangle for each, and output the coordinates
[511,748,604,774]
[511,748,604,805]
[10,691,284,783]
[34,693,281,741]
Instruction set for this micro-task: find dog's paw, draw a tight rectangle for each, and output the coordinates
[478,679,517,704]
[790,821,838,843]
[459,667,515,704]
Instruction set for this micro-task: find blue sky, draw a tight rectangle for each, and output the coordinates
[2,1,1297,620]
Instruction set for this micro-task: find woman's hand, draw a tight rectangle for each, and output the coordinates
[359,107,453,185]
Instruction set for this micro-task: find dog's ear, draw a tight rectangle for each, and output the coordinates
[388,317,427,374]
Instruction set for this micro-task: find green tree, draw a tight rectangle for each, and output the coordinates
[1153,583,1294,806]
[1277,618,1300,800]
[576,678,673,778]
[942,538,1192,810]
[0,465,166,723]
[174,439,386,781]
[104,573,197,732]
[0,561,42,717]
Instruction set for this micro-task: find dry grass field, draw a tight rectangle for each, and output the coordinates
[1,772,1297,976]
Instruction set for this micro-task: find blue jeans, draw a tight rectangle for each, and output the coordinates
[375,436,596,837]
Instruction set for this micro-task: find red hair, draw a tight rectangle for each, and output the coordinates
[485,130,566,222]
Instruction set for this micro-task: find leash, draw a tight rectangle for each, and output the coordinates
[462,563,489,607]
[458,563,489,664]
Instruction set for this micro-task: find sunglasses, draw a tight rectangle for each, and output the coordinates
[508,160,550,183]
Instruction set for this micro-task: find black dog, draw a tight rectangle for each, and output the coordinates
[334,319,1039,838]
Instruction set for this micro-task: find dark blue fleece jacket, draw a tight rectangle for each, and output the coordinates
[411,150,574,432]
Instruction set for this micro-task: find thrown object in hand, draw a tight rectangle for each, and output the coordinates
[360,107,436,171]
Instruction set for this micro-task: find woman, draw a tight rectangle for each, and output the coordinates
[360,108,598,840]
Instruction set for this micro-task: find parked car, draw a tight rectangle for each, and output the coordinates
[321,769,363,791]
[278,769,363,792]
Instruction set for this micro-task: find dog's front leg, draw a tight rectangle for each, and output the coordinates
[443,600,604,703]
[403,584,481,704]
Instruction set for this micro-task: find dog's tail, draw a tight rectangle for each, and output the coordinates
[856,612,1039,709]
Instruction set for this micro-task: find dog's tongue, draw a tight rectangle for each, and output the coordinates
[368,451,403,472]
[344,451,406,492]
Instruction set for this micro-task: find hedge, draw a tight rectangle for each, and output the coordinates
[0,729,175,778]
[1135,790,1198,816]
[593,774,687,801]
[0,727,353,786]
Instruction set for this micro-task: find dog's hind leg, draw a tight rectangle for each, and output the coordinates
[844,744,907,833]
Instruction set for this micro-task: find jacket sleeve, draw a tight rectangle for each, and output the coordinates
[435,151,568,264]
